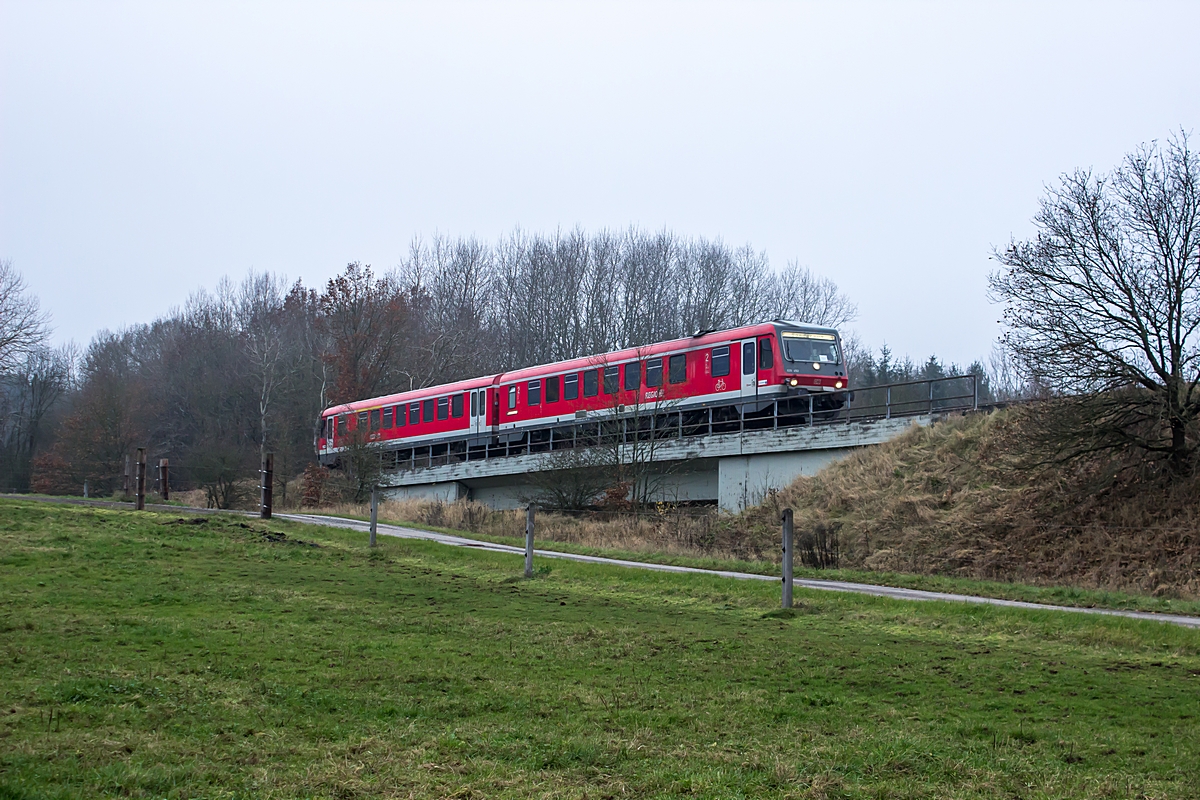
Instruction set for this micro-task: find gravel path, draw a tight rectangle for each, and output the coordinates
[279,512,1200,630]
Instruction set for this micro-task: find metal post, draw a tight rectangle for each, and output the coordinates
[929,380,935,413]
[159,459,169,501]
[135,448,146,510]
[885,386,892,419]
[260,453,273,520]
[83,480,88,499]
[781,508,794,609]
[524,504,536,578]
[972,374,979,410]
[369,486,378,547]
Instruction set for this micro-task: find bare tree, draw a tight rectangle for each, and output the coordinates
[320,263,411,403]
[991,132,1200,470]
[771,261,858,328]
[1,344,76,490]
[236,271,287,464]
[0,261,51,371]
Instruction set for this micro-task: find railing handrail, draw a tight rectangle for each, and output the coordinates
[379,373,979,472]
[848,374,977,393]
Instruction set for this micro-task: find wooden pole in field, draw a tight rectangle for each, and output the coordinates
[135,449,146,511]
[260,453,273,520]
[524,504,536,578]
[123,455,131,500]
[781,508,794,609]
[369,487,378,547]
[159,459,169,501]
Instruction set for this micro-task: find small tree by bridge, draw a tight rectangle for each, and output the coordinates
[990,131,1200,474]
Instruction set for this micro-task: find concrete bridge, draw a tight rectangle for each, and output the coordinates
[380,413,941,511]
[377,375,976,512]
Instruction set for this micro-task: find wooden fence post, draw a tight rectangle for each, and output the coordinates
[524,504,536,578]
[781,508,794,609]
[260,453,273,520]
[369,487,378,547]
[135,448,146,511]
[159,459,169,501]
[123,455,131,500]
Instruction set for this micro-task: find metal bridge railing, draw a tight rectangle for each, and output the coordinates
[379,374,979,473]
[379,371,979,472]
[844,374,979,422]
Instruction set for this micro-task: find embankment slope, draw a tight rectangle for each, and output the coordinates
[738,409,1200,597]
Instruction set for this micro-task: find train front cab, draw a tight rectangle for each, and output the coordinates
[772,322,849,421]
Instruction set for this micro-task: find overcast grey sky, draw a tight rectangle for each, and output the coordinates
[3,1,1198,366]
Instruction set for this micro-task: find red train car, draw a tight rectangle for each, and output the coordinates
[317,320,847,466]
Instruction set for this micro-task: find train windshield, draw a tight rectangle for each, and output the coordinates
[781,331,840,364]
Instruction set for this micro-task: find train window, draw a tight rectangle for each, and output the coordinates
[624,361,641,391]
[527,379,541,406]
[451,394,464,418]
[337,415,347,436]
[646,358,662,387]
[383,407,393,428]
[422,399,434,423]
[583,369,599,397]
[712,346,730,377]
[478,390,486,417]
[759,338,774,369]
[507,385,518,413]
[742,342,755,375]
[565,373,580,400]
[409,403,420,425]
[668,354,687,384]
[357,411,368,429]
[370,409,381,430]
[395,405,405,427]
[545,375,560,403]
[603,366,619,394]
[437,397,449,420]
[470,391,476,417]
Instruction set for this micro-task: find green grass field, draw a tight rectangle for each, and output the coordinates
[2,499,1199,799]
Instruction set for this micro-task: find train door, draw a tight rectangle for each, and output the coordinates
[757,335,774,389]
[470,389,486,438]
[739,339,758,404]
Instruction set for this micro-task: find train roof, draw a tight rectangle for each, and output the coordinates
[495,322,773,383]
[321,374,497,416]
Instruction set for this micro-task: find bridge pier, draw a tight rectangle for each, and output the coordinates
[717,448,855,512]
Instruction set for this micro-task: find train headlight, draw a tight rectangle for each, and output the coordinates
[835,380,843,389]
[812,362,820,370]
[789,378,798,387]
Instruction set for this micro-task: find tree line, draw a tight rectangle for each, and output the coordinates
[12,227,967,505]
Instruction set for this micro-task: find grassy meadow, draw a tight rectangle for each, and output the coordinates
[2,498,1199,799]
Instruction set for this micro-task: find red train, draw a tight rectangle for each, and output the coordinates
[317,320,848,467]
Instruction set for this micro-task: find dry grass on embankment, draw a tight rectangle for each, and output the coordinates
[739,408,1200,598]
[317,497,744,560]
[318,407,1200,599]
